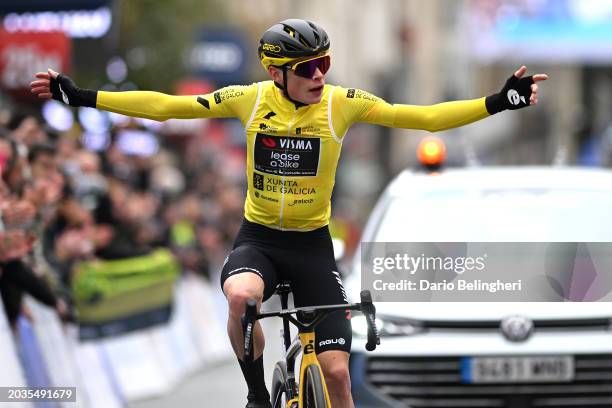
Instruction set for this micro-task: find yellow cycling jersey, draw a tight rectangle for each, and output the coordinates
[97,81,490,231]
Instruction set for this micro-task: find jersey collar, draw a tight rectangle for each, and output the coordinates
[272,80,308,110]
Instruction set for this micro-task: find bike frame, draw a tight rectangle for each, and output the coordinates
[275,282,331,407]
[243,286,379,408]
[280,325,332,407]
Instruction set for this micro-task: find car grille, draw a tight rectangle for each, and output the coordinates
[366,355,612,408]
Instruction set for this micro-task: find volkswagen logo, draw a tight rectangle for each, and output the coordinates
[500,315,534,342]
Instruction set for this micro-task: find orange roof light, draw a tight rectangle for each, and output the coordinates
[417,136,446,168]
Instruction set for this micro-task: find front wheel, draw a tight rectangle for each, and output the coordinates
[303,365,329,408]
[271,361,292,408]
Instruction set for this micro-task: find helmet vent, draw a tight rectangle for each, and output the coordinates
[298,35,312,48]
[282,41,301,52]
[282,26,296,37]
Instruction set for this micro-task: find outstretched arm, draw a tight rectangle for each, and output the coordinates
[31,69,257,122]
[333,66,548,135]
[389,98,490,133]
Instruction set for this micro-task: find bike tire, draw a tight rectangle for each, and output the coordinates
[303,365,329,408]
[271,361,291,408]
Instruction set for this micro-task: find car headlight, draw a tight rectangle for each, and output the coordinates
[352,315,425,337]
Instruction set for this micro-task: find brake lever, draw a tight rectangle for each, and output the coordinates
[360,290,380,351]
[242,299,258,362]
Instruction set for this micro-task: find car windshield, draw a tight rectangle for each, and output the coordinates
[374,189,612,242]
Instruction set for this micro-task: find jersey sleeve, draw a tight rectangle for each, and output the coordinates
[96,83,259,123]
[332,86,491,134]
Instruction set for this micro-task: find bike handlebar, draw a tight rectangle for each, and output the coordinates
[241,290,380,360]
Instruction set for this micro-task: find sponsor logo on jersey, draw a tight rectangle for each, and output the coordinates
[253,190,278,202]
[263,177,317,195]
[295,125,321,135]
[254,133,320,176]
[261,136,276,148]
[279,138,312,150]
[346,88,377,102]
[213,87,246,105]
[288,197,314,206]
[253,172,264,190]
[259,123,279,132]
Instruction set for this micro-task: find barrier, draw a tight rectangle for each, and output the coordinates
[147,279,203,383]
[97,275,234,401]
[100,328,173,401]
[2,274,234,406]
[26,298,88,407]
[180,273,234,365]
[15,316,56,408]
[69,335,124,408]
[0,294,32,408]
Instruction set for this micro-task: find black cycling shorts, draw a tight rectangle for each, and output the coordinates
[220,219,352,354]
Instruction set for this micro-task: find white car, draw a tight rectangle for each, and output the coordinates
[347,166,612,408]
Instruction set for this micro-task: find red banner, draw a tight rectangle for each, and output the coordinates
[0,30,71,92]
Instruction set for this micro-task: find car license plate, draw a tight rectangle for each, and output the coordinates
[461,356,574,383]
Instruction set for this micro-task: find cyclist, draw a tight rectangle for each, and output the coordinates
[31,18,547,408]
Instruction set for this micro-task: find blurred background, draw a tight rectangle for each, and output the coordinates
[1,0,612,407]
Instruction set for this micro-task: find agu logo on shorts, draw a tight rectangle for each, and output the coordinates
[254,133,320,176]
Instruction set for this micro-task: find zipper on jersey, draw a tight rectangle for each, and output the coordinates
[279,109,298,229]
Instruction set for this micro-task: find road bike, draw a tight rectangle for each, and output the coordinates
[243,282,380,408]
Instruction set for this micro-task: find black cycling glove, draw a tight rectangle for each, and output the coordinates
[485,74,534,114]
[49,74,97,108]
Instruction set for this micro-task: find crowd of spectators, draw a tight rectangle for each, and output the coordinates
[0,104,248,330]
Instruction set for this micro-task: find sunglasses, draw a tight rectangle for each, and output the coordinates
[288,54,331,79]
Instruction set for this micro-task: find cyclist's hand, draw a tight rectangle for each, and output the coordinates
[30,69,59,100]
[30,69,97,108]
[514,66,548,106]
[486,66,548,114]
